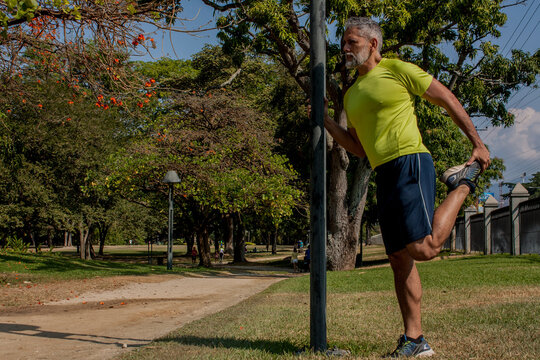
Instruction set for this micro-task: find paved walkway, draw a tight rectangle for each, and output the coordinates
[0,274,287,360]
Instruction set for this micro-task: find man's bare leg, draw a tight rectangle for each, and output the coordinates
[389,248,423,338]
[407,184,470,260]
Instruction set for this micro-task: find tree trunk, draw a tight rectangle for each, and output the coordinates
[233,214,246,263]
[272,226,277,255]
[79,221,93,260]
[225,214,234,256]
[214,223,222,254]
[197,227,212,267]
[47,229,53,249]
[326,143,371,270]
[186,233,195,257]
[321,94,372,270]
[98,224,109,256]
[30,231,37,252]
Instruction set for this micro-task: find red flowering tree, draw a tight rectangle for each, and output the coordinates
[0,1,197,108]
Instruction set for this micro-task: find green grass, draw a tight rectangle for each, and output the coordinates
[118,254,540,360]
[0,251,214,284]
[0,243,301,284]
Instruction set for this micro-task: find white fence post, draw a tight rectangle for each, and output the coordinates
[464,205,476,254]
[510,184,529,255]
[483,195,498,255]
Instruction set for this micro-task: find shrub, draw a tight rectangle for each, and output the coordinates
[4,236,29,253]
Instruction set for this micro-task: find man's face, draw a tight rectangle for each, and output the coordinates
[343,27,372,69]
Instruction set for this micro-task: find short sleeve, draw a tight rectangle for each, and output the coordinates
[391,60,433,96]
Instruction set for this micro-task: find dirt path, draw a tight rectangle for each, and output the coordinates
[0,273,288,360]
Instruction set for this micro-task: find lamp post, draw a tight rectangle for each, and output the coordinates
[163,170,181,270]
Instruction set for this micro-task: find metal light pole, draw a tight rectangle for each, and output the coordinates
[163,170,181,270]
[310,0,327,353]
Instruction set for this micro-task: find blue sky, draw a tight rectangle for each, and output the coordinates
[138,0,539,200]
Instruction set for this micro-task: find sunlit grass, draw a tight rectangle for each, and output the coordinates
[0,251,214,285]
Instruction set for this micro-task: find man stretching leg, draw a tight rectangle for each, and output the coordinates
[323,17,490,357]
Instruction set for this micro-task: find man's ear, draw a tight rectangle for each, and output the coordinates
[369,38,378,52]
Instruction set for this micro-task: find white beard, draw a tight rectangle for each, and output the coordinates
[345,47,370,69]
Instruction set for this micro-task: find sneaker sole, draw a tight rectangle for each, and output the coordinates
[416,349,435,357]
[440,163,467,184]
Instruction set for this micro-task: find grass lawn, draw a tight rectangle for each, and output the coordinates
[118,254,540,360]
[0,250,216,285]
[0,243,314,285]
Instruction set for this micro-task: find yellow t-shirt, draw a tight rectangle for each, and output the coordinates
[344,58,433,169]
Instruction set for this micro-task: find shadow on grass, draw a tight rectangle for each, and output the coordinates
[0,253,216,278]
[356,258,390,268]
[156,335,298,355]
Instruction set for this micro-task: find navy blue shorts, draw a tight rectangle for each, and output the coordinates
[375,153,436,255]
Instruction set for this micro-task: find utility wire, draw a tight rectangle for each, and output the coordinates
[500,0,536,54]
[518,93,540,109]
[495,144,540,162]
[517,19,540,50]
[504,1,540,57]
[510,86,538,108]
[504,158,540,180]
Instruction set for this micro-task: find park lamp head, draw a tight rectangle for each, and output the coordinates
[162,170,181,184]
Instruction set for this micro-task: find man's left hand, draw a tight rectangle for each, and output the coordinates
[468,144,490,172]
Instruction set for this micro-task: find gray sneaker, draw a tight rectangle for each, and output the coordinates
[441,161,481,192]
[388,335,435,358]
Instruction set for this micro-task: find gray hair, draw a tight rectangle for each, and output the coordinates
[345,17,383,53]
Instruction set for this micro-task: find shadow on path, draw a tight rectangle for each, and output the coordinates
[0,322,146,347]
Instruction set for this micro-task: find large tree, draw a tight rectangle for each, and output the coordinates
[202,0,539,270]
[100,51,303,267]
[0,75,129,256]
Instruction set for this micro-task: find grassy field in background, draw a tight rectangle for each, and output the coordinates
[118,255,540,360]
[0,243,323,284]
[0,251,218,285]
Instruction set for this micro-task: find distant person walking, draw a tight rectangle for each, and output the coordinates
[303,245,310,272]
[219,247,224,264]
[319,17,490,357]
[291,246,299,272]
[191,246,198,264]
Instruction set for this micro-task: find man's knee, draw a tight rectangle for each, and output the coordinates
[388,249,414,272]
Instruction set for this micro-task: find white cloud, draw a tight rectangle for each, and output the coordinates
[483,107,540,182]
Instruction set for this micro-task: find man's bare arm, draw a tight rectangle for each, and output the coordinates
[308,100,366,158]
[422,78,490,171]
[323,114,366,158]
